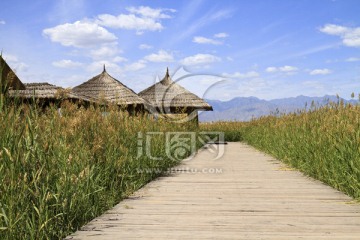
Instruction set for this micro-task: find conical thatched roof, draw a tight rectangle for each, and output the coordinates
[0,55,26,90]
[138,68,213,111]
[72,66,145,106]
[8,82,90,101]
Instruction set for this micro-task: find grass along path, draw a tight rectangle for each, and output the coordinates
[0,101,203,239]
[66,142,360,240]
[201,101,360,200]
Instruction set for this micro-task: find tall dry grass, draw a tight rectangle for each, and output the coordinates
[0,96,202,239]
[201,100,360,200]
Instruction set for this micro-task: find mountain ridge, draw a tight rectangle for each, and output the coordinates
[199,95,358,122]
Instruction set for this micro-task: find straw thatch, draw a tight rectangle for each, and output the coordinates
[8,82,90,102]
[138,68,213,113]
[72,67,145,106]
[0,55,26,90]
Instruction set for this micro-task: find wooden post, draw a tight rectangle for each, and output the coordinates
[194,110,199,127]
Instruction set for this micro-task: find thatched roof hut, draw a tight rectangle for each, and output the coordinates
[72,66,145,110]
[9,82,63,99]
[138,68,213,114]
[8,83,90,107]
[0,55,26,90]
[9,83,70,98]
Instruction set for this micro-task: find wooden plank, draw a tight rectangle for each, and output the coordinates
[65,142,360,240]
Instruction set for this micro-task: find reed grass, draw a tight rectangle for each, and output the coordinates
[0,99,201,239]
[0,56,207,239]
[201,100,360,200]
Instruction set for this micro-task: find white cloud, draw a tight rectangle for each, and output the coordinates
[139,44,153,50]
[309,68,332,75]
[320,24,360,47]
[126,6,175,19]
[124,60,147,71]
[193,36,222,45]
[43,21,117,48]
[214,32,229,38]
[345,57,360,62]
[265,67,277,73]
[95,6,175,34]
[144,50,174,62]
[223,71,260,79]
[344,29,360,47]
[87,60,122,74]
[96,14,163,33]
[2,54,28,72]
[266,66,298,73]
[52,59,83,68]
[113,56,128,62]
[0,20,5,25]
[181,54,221,65]
[279,65,298,72]
[44,6,174,48]
[320,24,348,35]
[226,56,234,61]
[90,45,121,59]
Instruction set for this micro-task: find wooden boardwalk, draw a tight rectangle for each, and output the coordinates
[66,142,360,239]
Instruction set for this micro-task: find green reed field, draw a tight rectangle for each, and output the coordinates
[201,100,360,200]
[0,96,203,239]
[2,96,359,239]
[2,60,360,238]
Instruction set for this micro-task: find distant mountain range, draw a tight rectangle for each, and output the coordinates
[199,95,358,122]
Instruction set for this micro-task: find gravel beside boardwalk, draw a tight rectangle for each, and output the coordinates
[66,142,360,240]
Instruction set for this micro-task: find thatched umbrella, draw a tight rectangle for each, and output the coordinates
[0,55,26,90]
[138,68,213,122]
[72,66,145,110]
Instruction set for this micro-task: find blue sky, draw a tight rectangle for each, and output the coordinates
[0,0,359,100]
